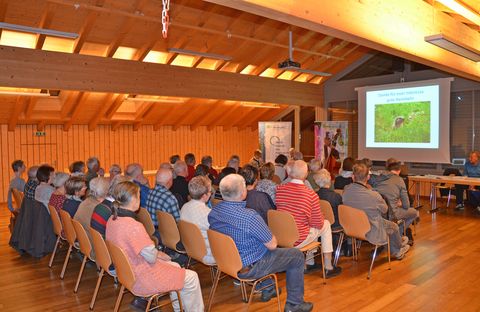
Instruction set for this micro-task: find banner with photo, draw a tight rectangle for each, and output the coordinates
[259,122,292,163]
[314,121,349,163]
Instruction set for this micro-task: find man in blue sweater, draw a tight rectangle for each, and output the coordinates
[455,151,480,210]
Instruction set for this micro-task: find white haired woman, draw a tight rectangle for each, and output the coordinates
[48,172,70,214]
[314,169,341,228]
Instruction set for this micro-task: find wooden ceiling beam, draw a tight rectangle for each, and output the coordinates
[248,108,287,130]
[24,97,37,120]
[35,4,55,50]
[64,91,89,131]
[0,45,323,106]
[88,93,115,131]
[153,104,179,130]
[0,0,9,38]
[223,106,257,131]
[73,0,105,54]
[111,121,122,131]
[8,97,26,131]
[189,100,224,130]
[60,91,78,118]
[132,102,155,130]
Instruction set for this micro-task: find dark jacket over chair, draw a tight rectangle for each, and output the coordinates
[9,198,56,258]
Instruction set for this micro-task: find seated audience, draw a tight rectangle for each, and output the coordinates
[108,164,122,180]
[226,155,241,173]
[125,163,151,208]
[85,157,100,187]
[455,151,480,210]
[194,164,210,178]
[274,154,288,181]
[255,162,277,204]
[91,175,130,237]
[288,148,296,160]
[106,181,204,312]
[146,168,180,227]
[213,167,236,199]
[170,154,181,165]
[209,174,313,312]
[200,155,218,180]
[49,172,69,214]
[342,163,410,260]
[240,165,275,224]
[334,157,354,190]
[314,169,341,228]
[276,160,341,277]
[24,166,39,200]
[283,160,314,189]
[180,176,215,265]
[69,161,86,177]
[8,160,26,212]
[34,165,55,210]
[374,158,418,244]
[184,153,196,182]
[249,149,265,169]
[293,151,304,161]
[307,159,322,192]
[63,176,87,218]
[171,161,189,206]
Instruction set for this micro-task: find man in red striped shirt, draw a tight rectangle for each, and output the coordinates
[276,160,342,278]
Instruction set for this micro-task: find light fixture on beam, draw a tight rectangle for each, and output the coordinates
[425,34,480,62]
[0,90,50,97]
[0,22,79,39]
[241,102,280,109]
[125,96,185,104]
[435,0,480,26]
[167,48,233,61]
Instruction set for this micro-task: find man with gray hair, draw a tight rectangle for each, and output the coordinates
[342,163,410,260]
[276,160,341,278]
[209,174,313,312]
[171,160,189,206]
[125,163,151,208]
[24,165,39,200]
[85,157,100,187]
[201,155,218,180]
[146,168,180,227]
[314,169,342,229]
[180,176,215,265]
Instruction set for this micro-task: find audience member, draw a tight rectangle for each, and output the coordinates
[146,168,180,228]
[48,172,69,214]
[240,165,275,224]
[288,148,295,160]
[108,164,122,180]
[455,151,480,210]
[34,165,55,210]
[69,161,86,177]
[342,163,410,260]
[63,176,86,218]
[8,160,26,212]
[307,159,322,192]
[276,160,341,277]
[209,174,313,312]
[213,167,236,199]
[106,181,204,312]
[374,158,418,244]
[125,163,151,208]
[24,166,39,200]
[249,149,264,169]
[171,160,189,206]
[334,157,354,190]
[314,169,341,228]
[227,155,241,173]
[274,154,288,181]
[180,176,215,265]
[200,155,218,180]
[283,160,314,189]
[184,153,196,182]
[170,154,181,165]
[255,162,277,204]
[293,151,304,161]
[85,157,100,187]
[194,164,210,178]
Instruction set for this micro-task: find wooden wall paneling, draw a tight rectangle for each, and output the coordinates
[0,125,6,202]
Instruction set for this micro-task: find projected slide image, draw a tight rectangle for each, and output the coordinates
[374,101,431,143]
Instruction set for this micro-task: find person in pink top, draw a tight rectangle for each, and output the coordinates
[106,181,204,312]
[276,160,342,278]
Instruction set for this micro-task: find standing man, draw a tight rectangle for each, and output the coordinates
[249,149,265,169]
[323,137,340,176]
[8,160,26,212]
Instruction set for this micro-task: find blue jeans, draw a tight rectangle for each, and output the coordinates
[237,248,305,305]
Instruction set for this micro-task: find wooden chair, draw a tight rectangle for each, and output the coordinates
[267,210,326,282]
[156,211,185,254]
[333,189,344,196]
[272,175,282,185]
[89,227,117,310]
[336,204,391,279]
[137,207,159,247]
[48,205,65,268]
[11,189,24,210]
[207,229,281,312]
[106,240,183,312]
[59,210,77,279]
[211,198,223,208]
[71,219,95,293]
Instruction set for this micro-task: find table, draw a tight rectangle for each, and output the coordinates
[409,175,480,213]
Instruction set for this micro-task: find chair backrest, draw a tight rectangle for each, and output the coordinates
[211,198,222,208]
[207,229,243,278]
[272,175,282,185]
[59,210,77,245]
[48,205,63,236]
[11,189,24,210]
[106,240,135,290]
[156,211,181,250]
[319,199,335,225]
[71,219,93,258]
[137,207,156,236]
[334,189,344,196]
[267,210,299,248]
[338,204,370,240]
[90,227,112,272]
[178,220,207,263]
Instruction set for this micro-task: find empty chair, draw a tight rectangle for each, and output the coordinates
[71,219,95,293]
[336,204,391,279]
[48,205,65,268]
[156,211,185,254]
[207,229,280,312]
[267,210,326,282]
[59,210,78,279]
[137,207,159,247]
[89,227,117,310]
[11,188,24,211]
[106,240,183,312]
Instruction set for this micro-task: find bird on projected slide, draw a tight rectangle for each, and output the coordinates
[392,116,405,129]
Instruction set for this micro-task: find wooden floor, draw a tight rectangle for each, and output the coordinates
[1,199,480,312]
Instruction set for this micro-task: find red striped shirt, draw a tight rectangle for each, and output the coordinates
[276,181,324,246]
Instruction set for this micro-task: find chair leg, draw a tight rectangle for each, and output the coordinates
[240,281,248,303]
[387,237,391,270]
[272,275,281,312]
[113,285,125,312]
[367,245,378,280]
[60,245,72,279]
[146,296,154,311]
[247,280,258,307]
[352,238,357,261]
[334,232,344,266]
[74,255,87,293]
[89,268,104,310]
[447,188,452,208]
[186,256,192,269]
[49,236,61,268]
[320,250,326,285]
[209,266,216,285]
[175,290,184,312]
[206,266,221,312]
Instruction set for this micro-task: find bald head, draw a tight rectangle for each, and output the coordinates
[156,168,173,188]
[289,160,308,180]
[219,174,246,201]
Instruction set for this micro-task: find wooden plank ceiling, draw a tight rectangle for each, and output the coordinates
[0,0,369,131]
[425,0,480,32]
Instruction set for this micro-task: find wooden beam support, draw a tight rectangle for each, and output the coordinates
[190,100,225,130]
[111,121,122,131]
[88,93,116,131]
[35,4,55,50]
[0,45,323,106]
[204,0,480,81]
[24,97,37,119]
[64,92,89,131]
[72,0,105,53]
[294,106,300,150]
[8,97,26,131]
[0,0,9,38]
